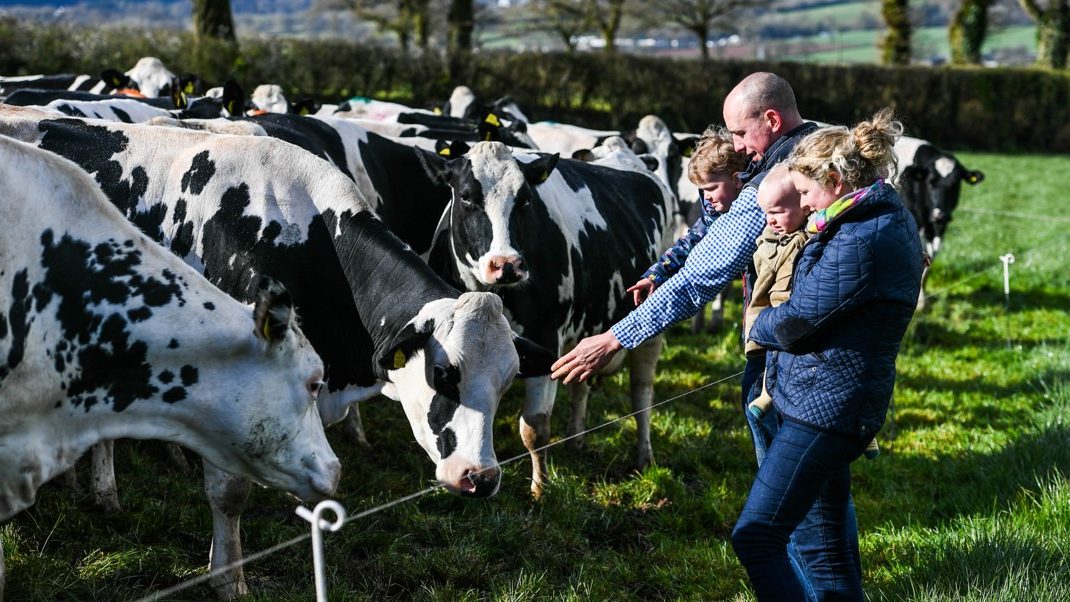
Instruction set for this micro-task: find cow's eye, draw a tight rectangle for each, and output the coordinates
[308,379,324,398]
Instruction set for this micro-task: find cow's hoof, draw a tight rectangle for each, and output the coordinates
[93,492,122,514]
[211,574,249,601]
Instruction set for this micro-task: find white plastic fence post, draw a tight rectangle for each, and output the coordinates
[1000,253,1015,309]
[295,500,347,602]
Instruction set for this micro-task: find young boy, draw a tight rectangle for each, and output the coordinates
[627,126,750,305]
[746,163,880,459]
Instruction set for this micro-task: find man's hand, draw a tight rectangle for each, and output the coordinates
[550,331,624,384]
[626,278,657,306]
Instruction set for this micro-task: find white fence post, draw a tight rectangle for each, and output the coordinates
[296,500,347,602]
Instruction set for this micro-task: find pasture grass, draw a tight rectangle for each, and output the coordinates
[2,151,1069,600]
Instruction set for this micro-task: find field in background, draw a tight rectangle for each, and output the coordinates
[1,151,1068,600]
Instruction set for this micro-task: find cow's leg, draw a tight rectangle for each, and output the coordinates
[628,335,663,470]
[565,381,591,451]
[707,291,726,333]
[916,262,930,311]
[520,375,558,499]
[90,441,121,513]
[204,461,251,600]
[341,405,372,449]
[165,442,192,474]
[690,305,706,334]
[60,465,80,493]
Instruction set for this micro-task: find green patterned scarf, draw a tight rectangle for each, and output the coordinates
[806,179,884,234]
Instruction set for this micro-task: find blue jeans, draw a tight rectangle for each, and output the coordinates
[740,355,861,601]
[732,418,869,601]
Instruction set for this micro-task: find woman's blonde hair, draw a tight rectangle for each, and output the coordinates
[688,125,750,184]
[786,108,903,190]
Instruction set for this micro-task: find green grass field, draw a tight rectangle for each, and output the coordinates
[2,151,1069,600]
[773,25,1037,63]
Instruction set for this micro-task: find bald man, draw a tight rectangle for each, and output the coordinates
[551,72,846,600]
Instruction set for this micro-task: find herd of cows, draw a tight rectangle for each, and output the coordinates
[0,57,984,598]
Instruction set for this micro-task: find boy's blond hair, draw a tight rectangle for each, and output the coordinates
[687,125,750,184]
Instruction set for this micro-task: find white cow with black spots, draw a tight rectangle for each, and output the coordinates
[0,135,339,598]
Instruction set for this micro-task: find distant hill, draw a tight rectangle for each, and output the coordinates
[0,0,1036,65]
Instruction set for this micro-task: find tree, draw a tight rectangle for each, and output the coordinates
[949,0,993,65]
[191,0,239,82]
[447,0,474,56]
[529,0,588,52]
[881,0,912,65]
[1018,0,1070,68]
[588,0,628,54]
[643,0,753,60]
[344,0,433,52]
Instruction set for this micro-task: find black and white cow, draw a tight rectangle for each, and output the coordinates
[0,106,553,598]
[417,139,677,496]
[893,135,985,308]
[0,135,340,595]
[0,57,182,99]
[436,85,531,124]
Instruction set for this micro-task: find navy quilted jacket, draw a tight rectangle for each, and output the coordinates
[749,181,923,437]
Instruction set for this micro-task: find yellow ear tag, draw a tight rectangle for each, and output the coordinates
[438,147,451,156]
[300,107,310,115]
[434,107,443,115]
[393,349,406,369]
[184,82,195,94]
[484,113,501,127]
[262,320,271,341]
[540,170,549,182]
[968,175,977,183]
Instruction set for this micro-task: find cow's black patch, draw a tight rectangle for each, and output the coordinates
[180,365,199,386]
[130,201,168,242]
[0,270,35,385]
[437,427,457,459]
[173,199,187,224]
[167,338,179,349]
[56,104,88,118]
[159,369,175,383]
[162,387,187,403]
[33,229,193,411]
[428,394,460,435]
[112,107,132,123]
[127,306,152,322]
[203,302,215,310]
[355,132,454,256]
[38,120,156,240]
[180,150,216,195]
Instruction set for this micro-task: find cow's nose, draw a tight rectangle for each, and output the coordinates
[460,466,501,498]
[486,256,526,284]
[931,208,945,221]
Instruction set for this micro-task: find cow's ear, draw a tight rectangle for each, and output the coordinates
[638,153,660,172]
[678,135,699,158]
[966,170,984,185]
[513,335,555,378]
[221,79,245,117]
[101,69,129,89]
[434,139,469,157]
[291,97,321,116]
[253,276,294,345]
[571,148,595,162]
[415,146,456,187]
[378,321,433,373]
[478,112,503,142]
[519,153,560,186]
[170,76,188,109]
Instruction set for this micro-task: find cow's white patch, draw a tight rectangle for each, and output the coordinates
[892,136,927,184]
[448,86,476,118]
[933,157,955,178]
[125,57,176,98]
[251,84,289,114]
